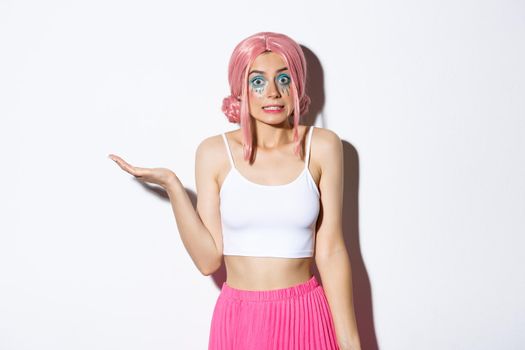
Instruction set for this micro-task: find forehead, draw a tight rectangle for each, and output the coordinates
[249,51,288,73]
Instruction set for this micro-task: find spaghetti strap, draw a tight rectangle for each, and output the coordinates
[304,126,315,169]
[221,133,235,169]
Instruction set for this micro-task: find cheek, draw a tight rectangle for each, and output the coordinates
[278,83,291,97]
[247,92,263,113]
[248,89,265,103]
[285,94,295,113]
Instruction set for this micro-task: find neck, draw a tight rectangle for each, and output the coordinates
[252,118,295,149]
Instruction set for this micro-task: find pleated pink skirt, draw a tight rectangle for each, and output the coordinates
[208,275,339,350]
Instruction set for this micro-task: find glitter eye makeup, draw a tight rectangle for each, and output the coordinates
[276,73,291,96]
[249,75,268,95]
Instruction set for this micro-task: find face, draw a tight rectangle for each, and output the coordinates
[247,51,294,125]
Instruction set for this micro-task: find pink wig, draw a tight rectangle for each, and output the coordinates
[221,32,311,162]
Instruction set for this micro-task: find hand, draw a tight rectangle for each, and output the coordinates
[108,154,177,189]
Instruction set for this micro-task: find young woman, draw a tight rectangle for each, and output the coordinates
[109,32,361,350]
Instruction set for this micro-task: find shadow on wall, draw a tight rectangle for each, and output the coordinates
[302,45,379,350]
[337,140,379,350]
[140,45,379,350]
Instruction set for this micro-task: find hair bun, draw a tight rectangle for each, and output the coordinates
[222,95,241,123]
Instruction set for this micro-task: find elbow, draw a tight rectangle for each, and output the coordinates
[199,255,222,276]
[200,265,218,276]
[199,267,214,276]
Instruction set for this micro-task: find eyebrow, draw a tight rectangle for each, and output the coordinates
[248,67,289,75]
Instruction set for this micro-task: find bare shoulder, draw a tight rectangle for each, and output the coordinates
[195,133,228,183]
[312,126,342,149]
[303,126,341,188]
[196,134,225,159]
[311,127,343,169]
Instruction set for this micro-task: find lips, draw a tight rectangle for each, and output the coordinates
[262,104,284,110]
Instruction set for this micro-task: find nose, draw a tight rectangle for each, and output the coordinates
[266,79,281,98]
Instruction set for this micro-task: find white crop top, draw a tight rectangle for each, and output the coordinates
[219,126,320,258]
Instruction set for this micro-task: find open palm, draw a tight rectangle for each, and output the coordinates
[108,154,176,188]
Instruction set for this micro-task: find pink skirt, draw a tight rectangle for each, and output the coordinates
[208,275,340,350]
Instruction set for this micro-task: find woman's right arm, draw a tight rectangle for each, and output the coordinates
[165,136,224,276]
[109,136,224,276]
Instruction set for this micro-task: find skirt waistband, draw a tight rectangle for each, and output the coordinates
[220,275,319,302]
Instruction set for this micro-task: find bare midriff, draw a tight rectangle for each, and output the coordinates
[223,255,314,290]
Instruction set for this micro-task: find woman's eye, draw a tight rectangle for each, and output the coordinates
[277,74,291,85]
[250,77,266,86]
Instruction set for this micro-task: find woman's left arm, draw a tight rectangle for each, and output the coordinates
[313,129,361,350]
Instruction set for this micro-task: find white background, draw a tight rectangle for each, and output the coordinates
[1,0,524,349]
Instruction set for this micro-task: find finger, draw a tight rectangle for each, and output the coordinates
[110,155,138,175]
[108,155,152,180]
[131,167,150,178]
[108,154,125,163]
[118,162,149,179]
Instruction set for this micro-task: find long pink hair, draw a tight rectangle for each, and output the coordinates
[221,32,311,162]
